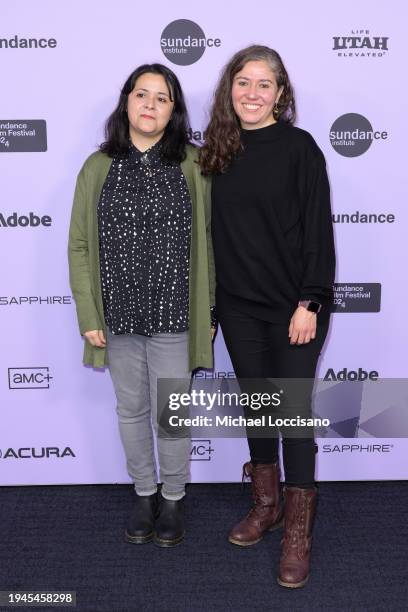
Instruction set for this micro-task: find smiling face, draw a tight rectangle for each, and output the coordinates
[231,60,283,130]
[127,72,174,148]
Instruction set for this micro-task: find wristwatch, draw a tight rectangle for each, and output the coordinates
[298,300,322,314]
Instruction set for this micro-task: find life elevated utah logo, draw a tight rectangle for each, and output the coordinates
[160,19,221,65]
[332,29,388,57]
[330,114,388,157]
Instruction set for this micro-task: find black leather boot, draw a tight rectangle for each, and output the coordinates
[153,495,185,547]
[125,492,158,544]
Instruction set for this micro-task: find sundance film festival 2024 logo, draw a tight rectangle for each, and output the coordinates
[332,283,381,313]
[160,19,221,65]
[330,114,388,157]
[332,29,388,58]
[0,120,47,152]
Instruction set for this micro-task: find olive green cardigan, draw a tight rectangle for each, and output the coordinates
[68,145,214,370]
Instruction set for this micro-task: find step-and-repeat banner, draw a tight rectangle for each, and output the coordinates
[1,1,406,484]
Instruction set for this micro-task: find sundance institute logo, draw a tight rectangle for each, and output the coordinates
[160,19,221,65]
[330,113,388,157]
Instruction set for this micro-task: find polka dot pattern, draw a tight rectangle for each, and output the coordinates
[97,142,191,336]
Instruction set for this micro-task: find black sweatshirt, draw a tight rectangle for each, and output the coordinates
[211,121,335,324]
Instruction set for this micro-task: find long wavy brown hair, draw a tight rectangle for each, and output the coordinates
[199,45,296,175]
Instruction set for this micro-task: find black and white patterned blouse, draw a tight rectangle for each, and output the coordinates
[97,142,192,336]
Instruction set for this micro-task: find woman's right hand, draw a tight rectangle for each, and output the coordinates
[83,330,106,348]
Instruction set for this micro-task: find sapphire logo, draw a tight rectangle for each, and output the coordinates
[8,367,53,389]
[0,296,72,306]
[194,370,235,379]
[160,19,221,65]
[330,114,388,157]
[321,444,393,453]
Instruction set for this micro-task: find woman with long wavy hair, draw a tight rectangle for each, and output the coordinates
[69,63,215,548]
[200,45,335,587]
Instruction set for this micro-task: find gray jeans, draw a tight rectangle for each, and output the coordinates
[107,330,191,500]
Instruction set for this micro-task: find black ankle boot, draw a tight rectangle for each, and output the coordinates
[125,492,158,544]
[153,495,185,547]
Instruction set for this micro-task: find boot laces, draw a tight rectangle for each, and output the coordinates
[243,463,270,518]
[285,493,308,550]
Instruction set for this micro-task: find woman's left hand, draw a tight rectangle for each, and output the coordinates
[211,327,217,341]
[288,307,317,345]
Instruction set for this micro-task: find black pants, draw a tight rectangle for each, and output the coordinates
[218,302,329,487]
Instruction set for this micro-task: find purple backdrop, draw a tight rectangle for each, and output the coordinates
[0,0,407,484]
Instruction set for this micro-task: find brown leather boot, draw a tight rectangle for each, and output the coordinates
[228,462,284,546]
[277,486,317,588]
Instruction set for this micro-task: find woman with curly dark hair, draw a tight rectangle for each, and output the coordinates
[200,45,335,587]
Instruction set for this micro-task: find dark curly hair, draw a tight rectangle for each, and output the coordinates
[100,63,190,163]
[199,45,296,174]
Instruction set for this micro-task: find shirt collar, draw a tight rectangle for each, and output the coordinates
[240,120,288,145]
[128,138,163,166]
